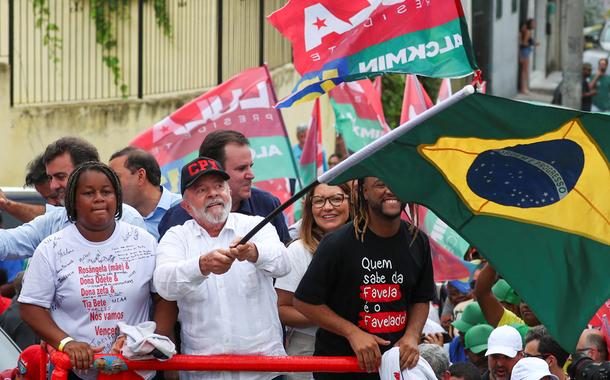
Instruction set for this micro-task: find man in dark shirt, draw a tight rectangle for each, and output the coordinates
[158,130,290,243]
[294,177,435,380]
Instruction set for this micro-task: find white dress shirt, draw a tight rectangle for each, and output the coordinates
[154,213,290,380]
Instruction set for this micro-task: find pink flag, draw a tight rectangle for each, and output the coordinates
[373,76,382,95]
[329,79,388,153]
[130,65,297,221]
[369,78,390,132]
[436,78,453,104]
[400,75,434,125]
[299,99,323,184]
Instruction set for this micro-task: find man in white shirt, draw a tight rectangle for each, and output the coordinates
[154,156,290,380]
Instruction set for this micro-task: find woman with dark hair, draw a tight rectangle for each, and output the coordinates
[275,182,351,380]
[19,162,157,378]
[519,18,537,93]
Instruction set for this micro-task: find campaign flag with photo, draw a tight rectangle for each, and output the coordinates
[437,78,453,104]
[330,80,388,154]
[130,66,297,207]
[321,89,610,351]
[400,74,434,124]
[299,98,325,185]
[268,0,477,108]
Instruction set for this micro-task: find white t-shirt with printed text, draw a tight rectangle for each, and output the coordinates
[19,221,157,353]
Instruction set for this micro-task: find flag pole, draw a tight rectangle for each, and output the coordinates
[237,180,318,245]
[237,85,475,245]
[318,85,476,184]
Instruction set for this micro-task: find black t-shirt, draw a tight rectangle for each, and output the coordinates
[295,221,435,378]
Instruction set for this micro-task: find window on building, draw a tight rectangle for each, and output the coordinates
[512,0,517,13]
[496,0,503,19]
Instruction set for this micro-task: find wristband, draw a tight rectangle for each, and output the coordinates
[58,336,74,352]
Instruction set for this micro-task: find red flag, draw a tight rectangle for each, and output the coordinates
[603,315,610,357]
[130,66,296,220]
[267,1,477,108]
[329,79,388,153]
[373,77,382,95]
[400,75,433,124]
[589,299,610,328]
[436,78,453,104]
[369,78,390,132]
[299,99,324,184]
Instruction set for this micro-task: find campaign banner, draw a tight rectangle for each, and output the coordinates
[268,0,478,108]
[329,80,388,154]
[130,66,298,195]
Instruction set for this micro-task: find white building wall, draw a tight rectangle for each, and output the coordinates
[490,0,521,97]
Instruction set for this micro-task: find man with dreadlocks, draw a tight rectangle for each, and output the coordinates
[294,177,435,379]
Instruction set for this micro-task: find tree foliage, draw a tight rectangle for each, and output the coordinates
[381,74,441,128]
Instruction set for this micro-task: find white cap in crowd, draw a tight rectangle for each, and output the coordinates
[486,325,523,358]
[510,357,559,380]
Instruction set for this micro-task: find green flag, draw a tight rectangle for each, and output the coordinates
[323,89,610,351]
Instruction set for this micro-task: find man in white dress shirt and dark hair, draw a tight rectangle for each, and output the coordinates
[153,156,290,380]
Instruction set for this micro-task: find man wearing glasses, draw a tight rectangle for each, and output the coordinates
[524,333,569,380]
[575,328,608,363]
[294,177,435,380]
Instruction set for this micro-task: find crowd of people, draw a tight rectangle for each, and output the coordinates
[0,127,606,380]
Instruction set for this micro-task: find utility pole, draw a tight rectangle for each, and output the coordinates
[560,0,583,109]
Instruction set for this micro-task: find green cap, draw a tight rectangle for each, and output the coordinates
[465,324,494,354]
[451,302,487,333]
[492,279,522,305]
[510,323,529,345]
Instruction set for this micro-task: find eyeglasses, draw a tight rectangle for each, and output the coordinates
[311,194,347,209]
[575,347,596,354]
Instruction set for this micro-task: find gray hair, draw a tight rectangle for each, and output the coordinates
[296,124,309,134]
[419,343,450,380]
[525,324,548,344]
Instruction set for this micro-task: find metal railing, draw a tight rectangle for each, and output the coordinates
[49,351,364,380]
[7,0,292,106]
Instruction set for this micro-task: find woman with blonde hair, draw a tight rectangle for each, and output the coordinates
[275,182,351,380]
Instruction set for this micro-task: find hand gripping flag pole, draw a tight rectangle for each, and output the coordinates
[237,85,476,246]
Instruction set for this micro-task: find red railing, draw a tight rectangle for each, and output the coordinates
[49,352,365,380]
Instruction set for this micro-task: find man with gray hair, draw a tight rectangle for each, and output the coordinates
[292,123,328,171]
[153,156,290,380]
[419,343,450,380]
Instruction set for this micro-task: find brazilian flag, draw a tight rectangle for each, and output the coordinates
[328,92,610,351]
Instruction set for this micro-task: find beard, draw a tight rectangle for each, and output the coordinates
[191,197,232,225]
[368,198,402,220]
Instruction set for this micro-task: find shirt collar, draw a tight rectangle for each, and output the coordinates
[156,186,179,211]
[191,213,237,237]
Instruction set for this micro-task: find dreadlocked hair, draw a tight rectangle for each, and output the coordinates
[351,179,369,242]
[351,177,420,245]
[65,161,123,223]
